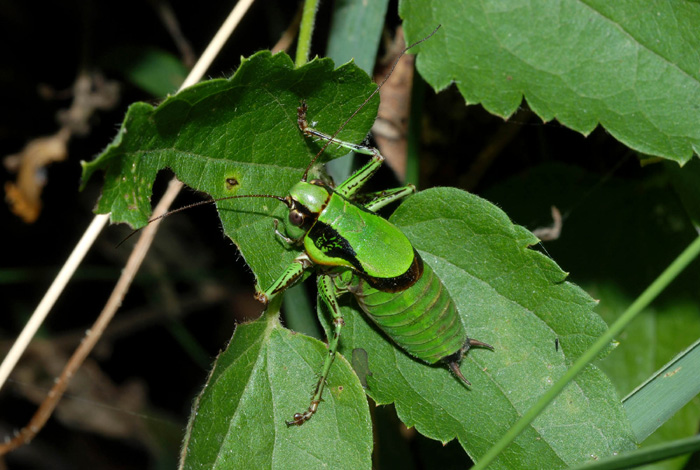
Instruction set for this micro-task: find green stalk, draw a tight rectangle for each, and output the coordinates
[570,434,700,470]
[295,0,320,67]
[473,235,700,469]
[623,337,700,442]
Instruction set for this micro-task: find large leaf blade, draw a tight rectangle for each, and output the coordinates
[179,309,372,469]
[401,0,700,163]
[81,51,378,289]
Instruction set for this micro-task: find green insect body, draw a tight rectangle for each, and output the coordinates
[345,261,467,364]
[250,103,492,426]
[297,182,465,361]
[301,186,417,284]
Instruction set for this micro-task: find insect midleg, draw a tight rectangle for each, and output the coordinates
[298,105,383,198]
[334,148,383,198]
[361,185,416,212]
[286,273,345,426]
[258,253,312,304]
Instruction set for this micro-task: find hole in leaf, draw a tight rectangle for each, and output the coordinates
[226,177,239,190]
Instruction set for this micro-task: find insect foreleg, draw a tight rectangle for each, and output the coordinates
[273,219,301,245]
[334,149,385,198]
[286,273,345,426]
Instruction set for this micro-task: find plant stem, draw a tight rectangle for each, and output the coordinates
[0,214,108,391]
[295,0,319,66]
[473,235,700,469]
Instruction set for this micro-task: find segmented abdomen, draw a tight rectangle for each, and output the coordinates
[349,260,466,363]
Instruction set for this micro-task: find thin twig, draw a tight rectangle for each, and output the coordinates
[183,0,256,90]
[0,179,182,454]
[0,214,108,391]
[0,0,256,453]
[272,4,303,54]
[149,0,197,68]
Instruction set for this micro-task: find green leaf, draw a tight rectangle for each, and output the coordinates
[594,286,700,470]
[624,337,700,441]
[179,307,372,470]
[484,162,700,469]
[81,50,378,289]
[334,188,637,468]
[401,0,700,163]
[326,0,389,74]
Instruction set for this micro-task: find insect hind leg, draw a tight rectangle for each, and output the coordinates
[286,274,345,426]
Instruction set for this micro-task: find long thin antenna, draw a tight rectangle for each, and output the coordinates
[117,193,289,247]
[302,24,441,181]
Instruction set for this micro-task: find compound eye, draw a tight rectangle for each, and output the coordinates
[289,210,304,227]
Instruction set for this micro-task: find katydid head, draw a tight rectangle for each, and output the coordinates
[208,180,332,243]
[283,180,331,240]
[121,180,335,247]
